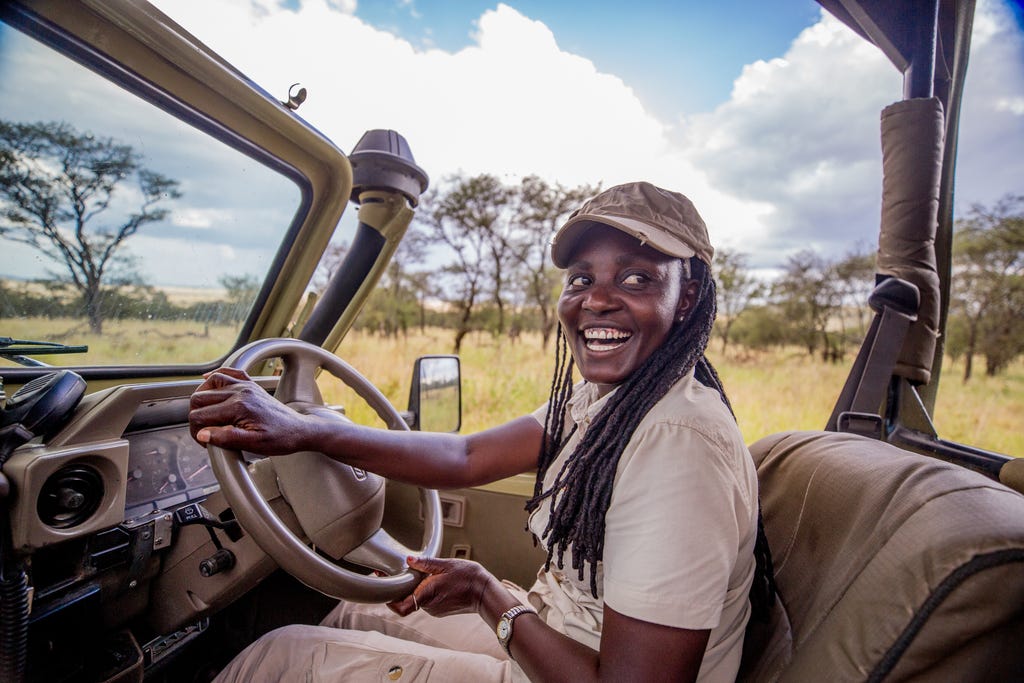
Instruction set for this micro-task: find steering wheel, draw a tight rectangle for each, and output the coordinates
[206,337,442,602]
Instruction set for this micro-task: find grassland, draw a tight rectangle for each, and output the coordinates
[0,317,239,366]
[318,328,1023,457]
[2,318,1020,455]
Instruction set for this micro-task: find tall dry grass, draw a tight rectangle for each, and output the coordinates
[0,316,238,366]
[320,328,1023,457]
[3,318,1019,455]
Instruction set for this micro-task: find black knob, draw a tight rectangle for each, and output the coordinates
[199,548,236,577]
[57,487,86,510]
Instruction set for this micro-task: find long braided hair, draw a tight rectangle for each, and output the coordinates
[524,259,777,621]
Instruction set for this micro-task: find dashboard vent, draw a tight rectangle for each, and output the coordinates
[37,464,104,528]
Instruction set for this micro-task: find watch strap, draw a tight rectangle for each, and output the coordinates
[497,604,536,655]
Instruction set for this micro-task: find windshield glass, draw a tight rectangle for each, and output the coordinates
[0,18,301,368]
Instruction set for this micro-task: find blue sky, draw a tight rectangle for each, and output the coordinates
[353,0,824,118]
[104,0,1024,270]
[4,0,1022,285]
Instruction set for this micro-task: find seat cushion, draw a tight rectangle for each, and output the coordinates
[742,431,1024,682]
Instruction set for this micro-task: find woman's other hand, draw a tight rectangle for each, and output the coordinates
[189,367,317,455]
[388,556,502,618]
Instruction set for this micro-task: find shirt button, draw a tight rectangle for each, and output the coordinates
[387,665,403,680]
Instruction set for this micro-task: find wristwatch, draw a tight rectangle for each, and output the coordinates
[496,604,536,655]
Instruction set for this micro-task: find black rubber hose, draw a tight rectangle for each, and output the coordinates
[0,506,28,683]
[0,566,29,682]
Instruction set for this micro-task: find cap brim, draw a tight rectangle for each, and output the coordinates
[550,214,697,268]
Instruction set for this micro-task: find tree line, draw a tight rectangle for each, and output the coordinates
[2,120,1021,380]
[347,174,1022,382]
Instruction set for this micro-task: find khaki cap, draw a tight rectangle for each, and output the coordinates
[550,181,714,268]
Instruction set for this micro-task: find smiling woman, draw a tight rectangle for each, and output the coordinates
[191,181,772,683]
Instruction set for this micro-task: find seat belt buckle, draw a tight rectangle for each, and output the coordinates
[837,411,884,439]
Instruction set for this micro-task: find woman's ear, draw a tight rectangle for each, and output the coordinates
[676,278,700,322]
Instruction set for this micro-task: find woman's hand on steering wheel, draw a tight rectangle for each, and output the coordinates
[189,367,321,455]
[388,556,500,618]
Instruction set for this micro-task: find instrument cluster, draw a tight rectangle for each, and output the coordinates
[124,425,220,520]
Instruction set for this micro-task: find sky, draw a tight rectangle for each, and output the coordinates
[145,0,1024,273]
[2,0,1022,285]
[349,1,825,119]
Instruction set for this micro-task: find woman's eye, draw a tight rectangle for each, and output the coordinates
[566,274,591,288]
[622,273,649,286]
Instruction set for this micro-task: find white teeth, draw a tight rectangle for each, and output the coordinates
[582,328,630,351]
[583,328,630,341]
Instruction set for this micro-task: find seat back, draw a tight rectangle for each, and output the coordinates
[740,431,1024,682]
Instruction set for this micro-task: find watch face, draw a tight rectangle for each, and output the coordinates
[498,620,511,640]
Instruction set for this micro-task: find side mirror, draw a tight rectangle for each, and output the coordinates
[406,355,461,432]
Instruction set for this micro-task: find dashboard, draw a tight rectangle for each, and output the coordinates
[124,425,222,521]
[5,377,279,554]
[1,376,291,679]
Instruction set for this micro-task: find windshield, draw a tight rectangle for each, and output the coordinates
[0,17,301,368]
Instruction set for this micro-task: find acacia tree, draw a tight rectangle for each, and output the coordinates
[772,249,841,359]
[219,274,260,326]
[477,177,514,337]
[422,174,508,353]
[951,195,1024,380]
[512,176,597,348]
[713,249,762,354]
[373,225,429,337]
[405,269,436,333]
[0,119,181,333]
[832,247,876,339]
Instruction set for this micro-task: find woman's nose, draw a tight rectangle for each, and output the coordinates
[582,281,620,312]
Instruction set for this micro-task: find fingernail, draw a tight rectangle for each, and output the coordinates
[197,429,210,443]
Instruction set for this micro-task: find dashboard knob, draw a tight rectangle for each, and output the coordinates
[57,487,86,510]
[37,464,103,528]
[199,548,236,577]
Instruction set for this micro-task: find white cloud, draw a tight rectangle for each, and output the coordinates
[171,209,233,229]
[678,11,901,266]
[152,0,772,258]
[995,97,1024,115]
[677,0,1024,267]
[149,0,1024,273]
[955,0,1024,208]
[326,0,357,13]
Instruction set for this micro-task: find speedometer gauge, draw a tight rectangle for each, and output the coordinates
[126,439,180,505]
[124,426,220,513]
[177,447,218,490]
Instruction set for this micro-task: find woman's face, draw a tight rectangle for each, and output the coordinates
[557,224,697,396]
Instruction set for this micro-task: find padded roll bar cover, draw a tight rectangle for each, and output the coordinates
[877,97,944,384]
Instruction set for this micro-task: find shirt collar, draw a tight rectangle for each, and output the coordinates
[567,382,618,430]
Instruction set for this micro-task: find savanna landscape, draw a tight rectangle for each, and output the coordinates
[4,316,1019,457]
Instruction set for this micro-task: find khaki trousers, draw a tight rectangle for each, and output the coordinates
[214,594,528,682]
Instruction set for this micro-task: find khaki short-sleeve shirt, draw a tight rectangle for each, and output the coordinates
[527,371,757,682]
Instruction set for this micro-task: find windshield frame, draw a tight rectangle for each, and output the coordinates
[1,1,353,384]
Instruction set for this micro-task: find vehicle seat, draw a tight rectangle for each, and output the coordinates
[740,430,1024,682]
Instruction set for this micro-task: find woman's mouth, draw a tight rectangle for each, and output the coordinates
[582,327,632,352]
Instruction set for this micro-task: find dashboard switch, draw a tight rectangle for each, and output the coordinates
[173,502,242,542]
[174,502,217,527]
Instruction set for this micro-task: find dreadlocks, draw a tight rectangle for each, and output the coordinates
[525,259,777,621]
